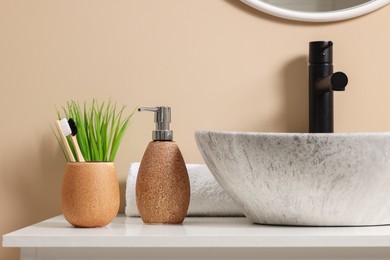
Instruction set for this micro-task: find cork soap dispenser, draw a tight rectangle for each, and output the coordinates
[136,106,190,224]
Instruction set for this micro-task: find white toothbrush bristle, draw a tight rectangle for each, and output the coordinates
[59,118,72,136]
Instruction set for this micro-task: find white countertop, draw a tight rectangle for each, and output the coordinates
[4,215,390,248]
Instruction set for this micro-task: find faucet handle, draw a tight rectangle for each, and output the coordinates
[309,41,333,64]
[321,41,333,53]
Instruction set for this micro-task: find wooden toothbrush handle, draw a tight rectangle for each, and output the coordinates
[71,135,85,162]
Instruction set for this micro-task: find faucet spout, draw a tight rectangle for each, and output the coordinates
[316,71,348,92]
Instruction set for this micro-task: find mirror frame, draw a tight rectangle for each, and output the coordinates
[240,0,390,22]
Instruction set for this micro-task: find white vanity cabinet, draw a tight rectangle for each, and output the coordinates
[3,215,390,260]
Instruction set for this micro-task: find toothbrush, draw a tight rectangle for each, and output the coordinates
[59,118,85,162]
[67,118,85,162]
[55,119,75,162]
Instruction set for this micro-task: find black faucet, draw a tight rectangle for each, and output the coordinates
[309,41,348,133]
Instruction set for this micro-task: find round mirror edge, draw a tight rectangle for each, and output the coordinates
[240,0,390,22]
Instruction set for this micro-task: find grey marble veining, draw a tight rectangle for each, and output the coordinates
[195,131,390,226]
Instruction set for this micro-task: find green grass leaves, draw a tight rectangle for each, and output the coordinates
[56,99,134,162]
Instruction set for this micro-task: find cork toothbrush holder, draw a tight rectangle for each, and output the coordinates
[61,162,120,228]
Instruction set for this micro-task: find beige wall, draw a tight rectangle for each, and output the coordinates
[1,1,389,259]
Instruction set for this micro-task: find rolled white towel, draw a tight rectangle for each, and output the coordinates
[125,162,244,217]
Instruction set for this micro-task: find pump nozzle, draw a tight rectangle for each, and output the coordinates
[139,106,173,141]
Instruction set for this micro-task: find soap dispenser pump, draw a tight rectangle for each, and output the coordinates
[136,106,190,224]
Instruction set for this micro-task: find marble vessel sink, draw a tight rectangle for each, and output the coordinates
[195,131,390,226]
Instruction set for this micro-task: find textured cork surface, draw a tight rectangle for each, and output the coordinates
[62,162,120,228]
[136,141,190,224]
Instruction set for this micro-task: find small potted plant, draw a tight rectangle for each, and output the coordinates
[53,99,134,228]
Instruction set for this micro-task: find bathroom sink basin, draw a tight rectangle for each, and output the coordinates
[195,131,390,226]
